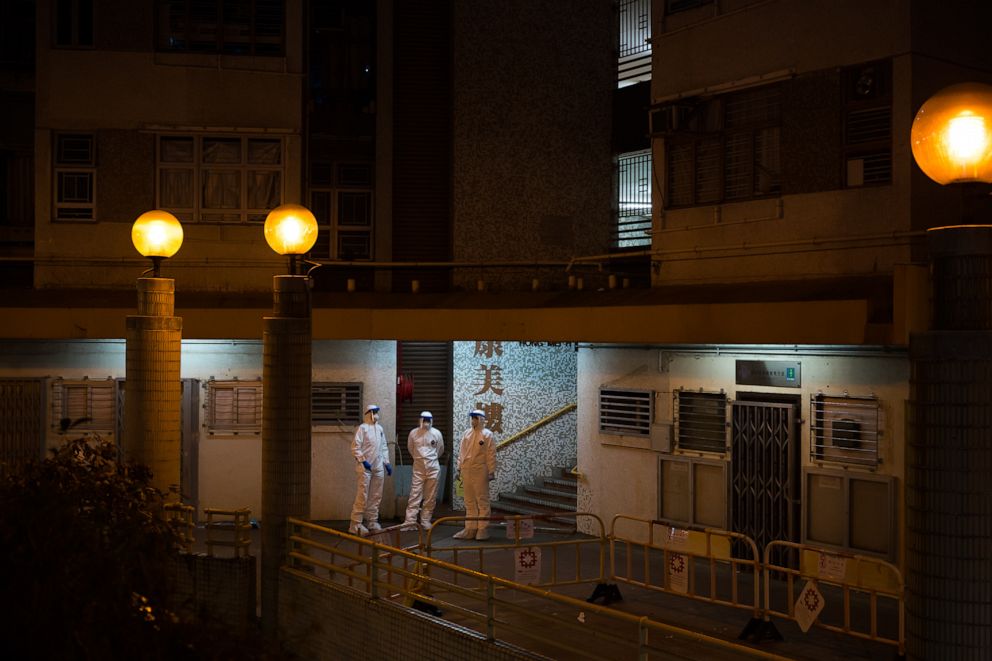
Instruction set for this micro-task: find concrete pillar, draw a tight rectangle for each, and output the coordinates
[907,225,992,659]
[123,277,182,497]
[261,275,312,637]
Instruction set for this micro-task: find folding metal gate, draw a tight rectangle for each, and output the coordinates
[730,400,798,562]
[0,378,45,474]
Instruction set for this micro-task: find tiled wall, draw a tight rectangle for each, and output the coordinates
[452,341,577,509]
[278,568,542,660]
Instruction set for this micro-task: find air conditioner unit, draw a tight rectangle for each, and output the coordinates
[651,105,692,134]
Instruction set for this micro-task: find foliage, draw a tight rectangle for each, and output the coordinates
[0,435,288,660]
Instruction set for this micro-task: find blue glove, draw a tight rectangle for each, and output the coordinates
[362,460,372,471]
[385,463,393,476]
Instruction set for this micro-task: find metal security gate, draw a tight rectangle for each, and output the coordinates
[0,378,45,474]
[730,400,798,562]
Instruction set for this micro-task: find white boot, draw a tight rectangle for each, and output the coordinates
[453,528,474,540]
[475,528,490,541]
[366,521,383,533]
[349,523,369,536]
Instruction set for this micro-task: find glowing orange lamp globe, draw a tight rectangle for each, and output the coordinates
[263,204,318,256]
[911,82,992,184]
[132,210,183,259]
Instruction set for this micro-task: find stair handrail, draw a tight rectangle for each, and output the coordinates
[495,402,577,451]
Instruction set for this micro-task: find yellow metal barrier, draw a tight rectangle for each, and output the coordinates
[609,515,763,624]
[762,540,905,655]
[422,513,608,591]
[286,517,792,661]
[163,502,195,553]
[203,507,252,557]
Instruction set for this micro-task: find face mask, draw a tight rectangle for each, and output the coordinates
[471,417,483,430]
[421,419,432,429]
[373,413,380,423]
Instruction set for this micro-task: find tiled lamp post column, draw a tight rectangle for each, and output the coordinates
[260,204,318,636]
[908,83,992,659]
[124,210,184,498]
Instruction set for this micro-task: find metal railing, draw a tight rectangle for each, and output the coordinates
[610,515,762,622]
[203,507,252,557]
[286,517,789,660]
[762,540,905,655]
[423,513,607,590]
[164,502,195,553]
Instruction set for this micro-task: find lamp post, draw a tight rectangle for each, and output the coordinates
[124,210,184,497]
[260,204,317,637]
[908,82,992,660]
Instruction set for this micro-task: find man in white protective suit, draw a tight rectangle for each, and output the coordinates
[454,409,497,541]
[350,404,392,535]
[403,411,444,530]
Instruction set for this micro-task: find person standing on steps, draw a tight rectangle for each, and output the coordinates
[454,409,496,541]
[404,411,444,530]
[350,404,392,535]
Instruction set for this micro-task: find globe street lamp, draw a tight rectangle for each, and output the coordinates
[259,203,317,636]
[907,82,992,659]
[124,210,184,498]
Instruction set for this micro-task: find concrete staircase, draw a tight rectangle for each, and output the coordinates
[491,465,578,531]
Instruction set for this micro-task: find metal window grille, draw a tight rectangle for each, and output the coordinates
[207,381,262,433]
[664,85,781,208]
[618,0,651,85]
[51,378,116,432]
[599,388,652,436]
[615,150,652,249]
[674,389,728,454]
[312,382,362,426]
[810,393,880,467]
[843,60,892,187]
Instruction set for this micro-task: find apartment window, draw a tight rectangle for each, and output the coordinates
[615,150,652,249]
[673,389,728,454]
[156,0,285,56]
[207,381,262,434]
[309,162,373,260]
[55,0,93,48]
[312,382,362,426]
[843,60,892,187]
[51,378,115,433]
[599,388,653,437]
[157,134,283,223]
[664,85,781,208]
[54,133,95,221]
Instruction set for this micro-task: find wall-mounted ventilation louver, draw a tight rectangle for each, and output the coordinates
[673,389,728,454]
[599,388,652,436]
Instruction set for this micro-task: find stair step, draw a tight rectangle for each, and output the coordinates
[523,485,577,503]
[498,492,577,513]
[489,501,577,528]
[543,476,577,490]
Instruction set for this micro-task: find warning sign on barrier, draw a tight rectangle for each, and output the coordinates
[794,580,825,633]
[817,552,847,582]
[506,518,535,540]
[667,552,688,594]
[666,527,689,548]
[514,547,542,585]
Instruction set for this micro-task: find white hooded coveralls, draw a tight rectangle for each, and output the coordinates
[351,416,389,529]
[457,424,496,533]
[404,423,444,526]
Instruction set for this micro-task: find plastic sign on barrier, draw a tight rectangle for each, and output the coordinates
[514,547,542,585]
[506,518,535,540]
[818,552,848,582]
[794,580,825,633]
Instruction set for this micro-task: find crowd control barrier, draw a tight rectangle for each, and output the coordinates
[609,515,763,632]
[762,540,905,655]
